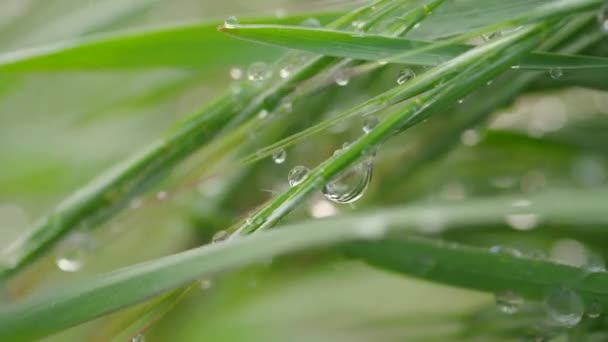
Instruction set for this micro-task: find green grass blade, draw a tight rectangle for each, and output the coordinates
[1,188,607,341]
[0,0,402,280]
[221,24,608,71]
[0,12,340,71]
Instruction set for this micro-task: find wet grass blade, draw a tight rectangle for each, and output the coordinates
[0,12,339,71]
[1,188,607,341]
[221,24,608,71]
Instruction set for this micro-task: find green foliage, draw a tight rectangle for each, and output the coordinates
[1,0,608,341]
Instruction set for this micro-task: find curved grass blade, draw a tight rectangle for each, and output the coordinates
[0,0,405,280]
[221,24,608,71]
[1,188,608,341]
[0,12,340,71]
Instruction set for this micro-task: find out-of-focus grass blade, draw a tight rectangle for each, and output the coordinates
[221,25,608,71]
[0,13,339,71]
[1,189,608,341]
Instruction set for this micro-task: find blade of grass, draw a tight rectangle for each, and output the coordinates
[1,188,608,341]
[221,24,608,71]
[0,12,340,71]
[0,0,406,280]
[224,25,549,239]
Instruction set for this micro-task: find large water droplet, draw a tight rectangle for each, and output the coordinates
[598,4,608,33]
[543,286,584,327]
[288,166,310,187]
[362,116,379,134]
[489,245,522,258]
[224,16,238,29]
[272,149,286,164]
[301,17,321,27]
[247,62,272,83]
[322,158,373,204]
[397,69,416,85]
[495,290,524,314]
[549,68,563,80]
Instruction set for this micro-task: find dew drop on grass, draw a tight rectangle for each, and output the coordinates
[301,17,321,27]
[598,4,608,33]
[199,279,213,290]
[257,109,268,119]
[362,116,379,134]
[505,213,539,231]
[586,301,602,319]
[130,333,145,342]
[549,68,563,80]
[584,253,605,273]
[272,149,286,164]
[322,158,373,204]
[495,290,524,314]
[334,70,350,86]
[55,232,94,272]
[288,166,309,187]
[482,31,502,41]
[489,245,522,258]
[247,62,272,83]
[543,286,584,327]
[460,129,480,146]
[351,20,366,32]
[156,191,168,201]
[396,69,415,85]
[229,67,242,80]
[224,16,238,28]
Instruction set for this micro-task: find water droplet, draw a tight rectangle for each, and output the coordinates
[506,213,540,231]
[257,109,269,119]
[489,245,522,258]
[309,199,338,218]
[584,253,605,273]
[130,333,145,342]
[586,301,602,319]
[212,230,230,243]
[396,69,416,85]
[351,20,366,32]
[247,62,272,83]
[598,4,608,33]
[301,17,321,27]
[549,68,563,80]
[550,239,587,267]
[56,250,86,272]
[543,286,584,327]
[458,98,464,104]
[334,70,350,86]
[496,290,525,314]
[413,22,421,30]
[55,232,94,272]
[272,149,286,164]
[362,116,379,134]
[288,166,310,187]
[156,191,168,201]
[460,129,481,146]
[229,67,242,80]
[200,279,213,290]
[486,79,494,86]
[224,16,238,29]
[322,159,373,204]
